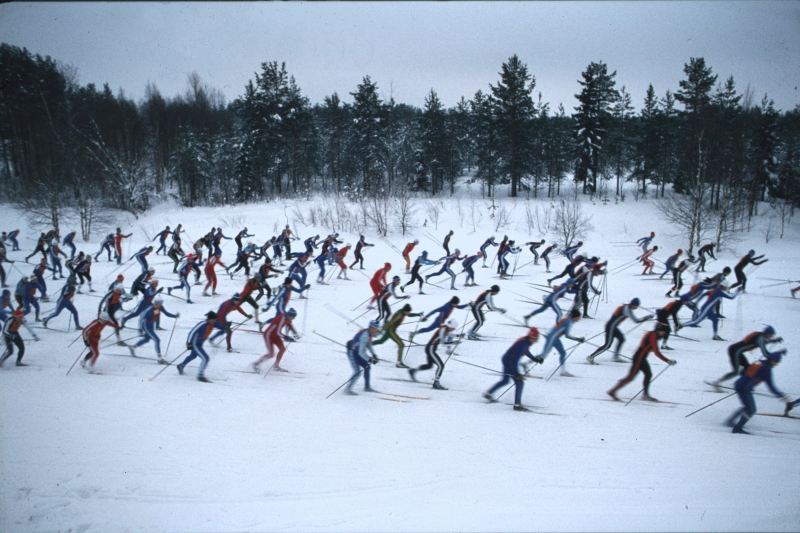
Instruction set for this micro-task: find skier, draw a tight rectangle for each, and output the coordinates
[654,299,685,351]
[658,249,683,279]
[122,277,161,328]
[0,309,29,367]
[468,285,506,340]
[209,294,252,352]
[287,254,311,291]
[342,319,381,395]
[349,235,374,270]
[729,250,768,293]
[376,276,408,324]
[113,228,132,264]
[99,277,132,344]
[524,279,577,324]
[401,252,437,295]
[586,298,651,364]
[281,225,295,260]
[153,226,171,255]
[547,254,584,285]
[696,243,716,272]
[462,251,482,287]
[43,279,82,330]
[563,241,583,262]
[320,233,343,255]
[79,313,118,373]
[425,250,463,290]
[168,253,203,303]
[570,260,604,319]
[315,248,333,284]
[540,243,558,273]
[727,350,790,434]
[497,241,521,278]
[637,232,655,253]
[128,297,179,364]
[666,253,698,297]
[203,251,226,296]
[536,309,585,377]
[639,246,659,275]
[25,232,48,263]
[48,242,67,279]
[263,277,310,318]
[252,308,299,373]
[412,296,470,340]
[61,230,77,260]
[167,240,185,273]
[372,303,423,368]
[212,227,232,257]
[409,319,458,390]
[442,230,454,255]
[304,235,320,256]
[227,243,256,279]
[93,233,115,262]
[75,255,93,293]
[495,236,508,275]
[132,246,153,274]
[479,236,499,268]
[16,277,41,321]
[7,229,20,251]
[237,275,262,323]
[709,326,784,391]
[255,257,284,301]
[483,327,542,411]
[234,228,254,254]
[402,239,419,272]
[369,263,392,305]
[32,257,50,302]
[176,311,217,382]
[607,325,677,402]
[682,285,739,340]
[525,239,546,264]
[0,246,12,287]
[334,243,352,280]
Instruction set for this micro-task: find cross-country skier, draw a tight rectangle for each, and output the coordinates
[79,313,118,373]
[372,303,423,368]
[209,294,251,352]
[564,241,583,262]
[32,257,50,302]
[75,256,93,292]
[524,279,577,324]
[666,253,698,297]
[43,279,82,330]
[128,297,179,364]
[729,250,768,293]
[203,251,226,296]
[412,296,470,340]
[639,246,659,275]
[376,276,408,324]
[495,236,508,275]
[468,285,506,340]
[401,252,437,295]
[637,232,655,253]
[7,229,20,251]
[402,239,419,272]
[525,239,546,264]
[251,308,299,373]
[122,277,161,328]
[696,243,716,272]
[540,243,558,273]
[0,309,30,367]
[47,242,66,279]
[442,230,454,255]
[425,250,463,290]
[462,251,482,287]
[235,228,254,254]
[304,235,320,256]
[237,275,262,323]
[132,246,153,274]
[682,285,739,340]
[350,235,374,270]
[607,325,676,401]
[482,327,542,411]
[498,241,521,278]
[409,319,458,390]
[263,277,310,318]
[167,240,185,273]
[227,243,256,279]
[153,226,171,255]
[315,248,333,284]
[547,254,584,285]
[586,298,651,364]
[112,228,132,264]
[61,230,77,259]
[99,277,132,344]
[25,233,48,263]
[286,253,311,291]
[570,260,605,319]
[93,233,115,262]
[369,263,392,305]
[343,319,381,394]
[177,311,216,382]
[726,350,790,434]
[320,233,342,255]
[654,299,685,350]
[281,225,296,260]
[168,253,203,303]
[709,326,784,391]
[255,257,283,301]
[16,277,41,321]
[480,236,499,267]
[659,249,683,279]
[333,243,352,280]
[0,246,12,288]
[536,309,584,377]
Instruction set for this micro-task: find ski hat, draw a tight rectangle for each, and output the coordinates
[490,235,495,240]
[346,243,352,248]
[2,289,10,298]
[565,278,576,285]
[763,325,776,336]
[454,249,460,254]
[114,283,124,292]
[413,239,419,244]
[766,351,783,364]
[117,274,124,281]
[205,311,217,320]
[147,267,155,273]
[232,293,242,300]
[287,308,298,318]
[99,311,112,322]
[650,232,655,237]
[677,249,683,254]
[402,303,412,312]
[368,320,381,329]
[422,251,428,256]
[491,285,500,293]
[446,319,458,329]
[450,297,460,305]
[570,309,582,319]
[527,327,539,341]
[477,251,483,257]
[384,262,392,269]
[722,267,732,275]
[577,241,583,246]
[334,233,339,237]
[153,297,164,305]
[653,246,659,251]
[392,276,401,282]
[748,249,755,255]
[150,279,159,285]
[630,298,641,307]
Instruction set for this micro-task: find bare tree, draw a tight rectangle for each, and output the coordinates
[393,188,417,236]
[423,200,441,230]
[550,198,593,248]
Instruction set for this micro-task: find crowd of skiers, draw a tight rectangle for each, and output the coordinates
[0,222,796,436]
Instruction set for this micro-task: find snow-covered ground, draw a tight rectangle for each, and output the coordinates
[1,188,799,532]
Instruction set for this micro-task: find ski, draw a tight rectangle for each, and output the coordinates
[381,392,430,400]
[757,413,800,420]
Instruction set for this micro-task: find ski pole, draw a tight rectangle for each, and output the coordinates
[148,349,190,381]
[351,294,374,312]
[496,361,540,400]
[442,307,473,366]
[325,366,369,399]
[449,357,514,377]
[163,317,179,359]
[302,284,310,334]
[625,365,671,405]
[684,392,737,418]
[313,330,347,348]
[325,304,364,329]
[66,347,89,375]
[545,342,583,381]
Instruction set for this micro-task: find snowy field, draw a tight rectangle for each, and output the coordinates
[1,189,799,532]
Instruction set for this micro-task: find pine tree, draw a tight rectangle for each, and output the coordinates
[470,90,501,198]
[674,57,717,193]
[350,76,388,195]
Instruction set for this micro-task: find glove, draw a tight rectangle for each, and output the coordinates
[420,316,428,322]
[668,359,677,366]
[175,313,181,318]
[305,284,311,289]
[369,357,378,365]
[532,356,544,364]
[500,309,507,314]
[646,315,654,320]
[33,335,40,342]
[186,343,193,350]
[246,314,253,319]
[578,337,585,343]
[780,348,787,355]
[780,395,792,403]
[773,337,783,343]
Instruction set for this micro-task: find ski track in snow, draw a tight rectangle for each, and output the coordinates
[2,196,800,532]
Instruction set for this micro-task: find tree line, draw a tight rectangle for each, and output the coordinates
[1,42,798,241]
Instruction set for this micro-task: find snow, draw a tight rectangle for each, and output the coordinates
[1,189,799,532]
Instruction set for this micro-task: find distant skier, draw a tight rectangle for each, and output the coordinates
[696,243,716,273]
[251,308,299,373]
[729,250,768,293]
[480,236,499,268]
[709,326,783,391]
[79,313,118,373]
[369,263,392,305]
[0,309,30,367]
[402,239,419,272]
[726,350,790,434]
[350,235,374,270]
[442,230,454,256]
[408,319,458,390]
[586,298,651,364]
[128,297,179,364]
[658,249,683,279]
[536,309,584,377]
[482,327,542,411]
[372,303,423,368]
[637,232,655,253]
[468,285,506,340]
[639,246,658,275]
[525,239,546,264]
[113,228,132,264]
[343,320,381,395]
[540,243,558,273]
[607,325,676,402]
[401,252,437,295]
[176,311,217,382]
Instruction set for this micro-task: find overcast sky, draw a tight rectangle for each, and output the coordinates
[1,1,798,112]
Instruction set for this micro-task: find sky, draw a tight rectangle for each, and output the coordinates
[1,1,799,112]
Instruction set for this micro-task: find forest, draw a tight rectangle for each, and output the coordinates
[1,43,798,244]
